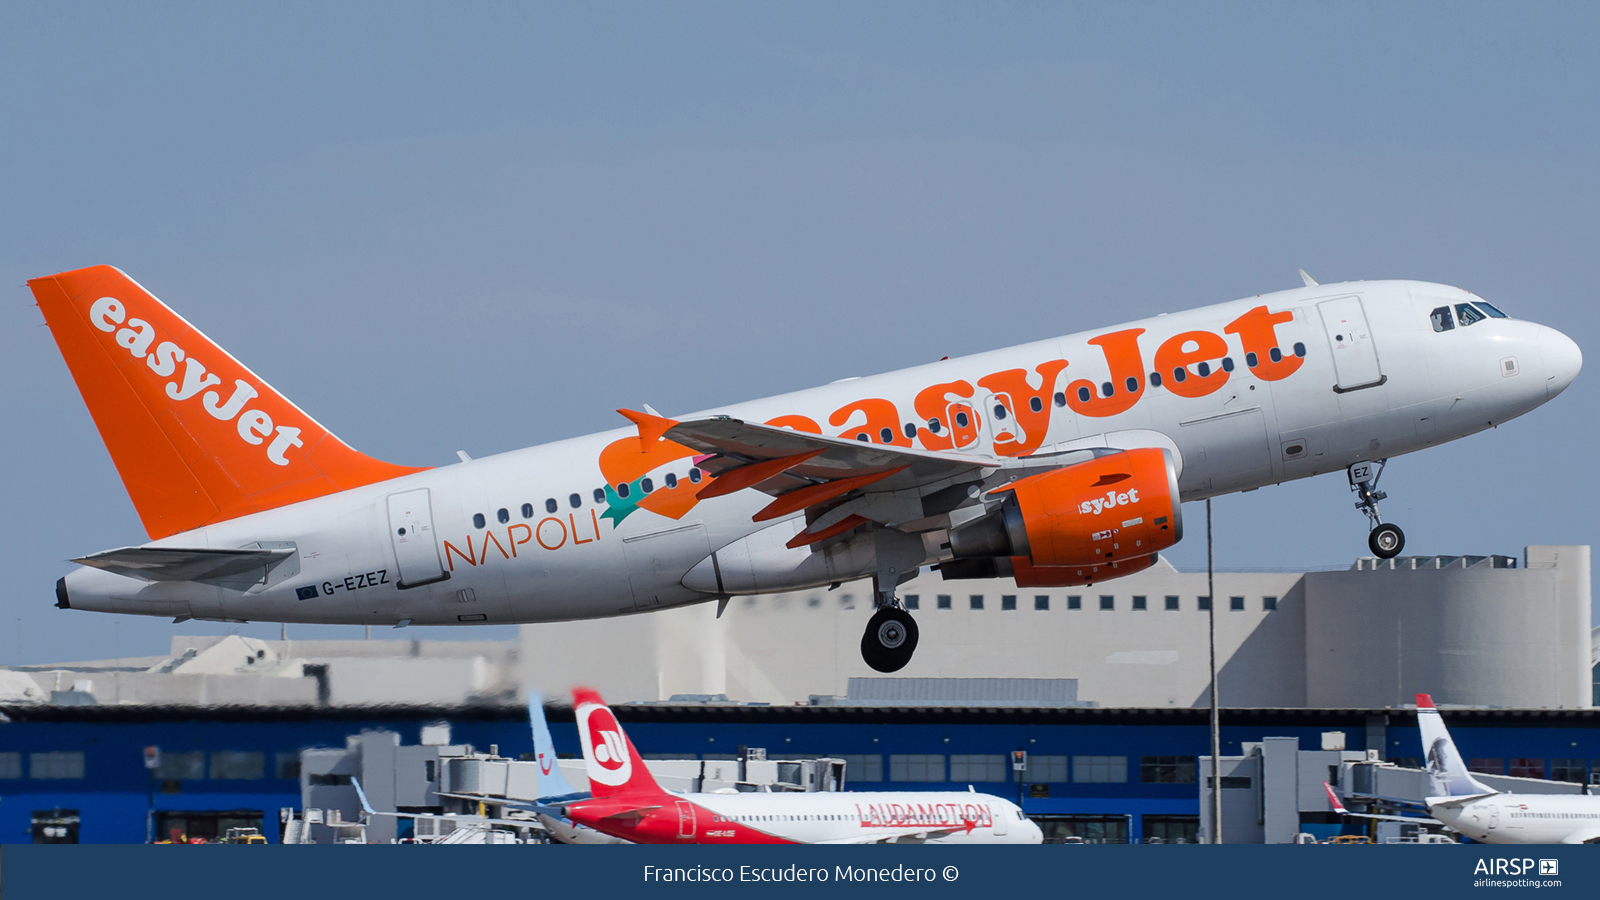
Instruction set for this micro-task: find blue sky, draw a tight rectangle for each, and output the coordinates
[3,2,1596,663]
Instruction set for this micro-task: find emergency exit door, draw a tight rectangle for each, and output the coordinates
[1317,296,1385,391]
[387,489,446,588]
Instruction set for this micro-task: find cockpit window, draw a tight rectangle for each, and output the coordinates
[1475,301,1508,318]
[1456,303,1486,327]
[1430,306,1455,332]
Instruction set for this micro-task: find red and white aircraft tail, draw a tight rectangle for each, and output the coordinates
[572,687,666,800]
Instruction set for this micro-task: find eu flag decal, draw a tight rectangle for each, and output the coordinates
[295,585,319,601]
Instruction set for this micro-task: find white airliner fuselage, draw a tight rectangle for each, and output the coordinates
[42,270,1580,666]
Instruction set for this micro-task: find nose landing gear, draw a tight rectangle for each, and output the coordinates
[1349,460,1405,559]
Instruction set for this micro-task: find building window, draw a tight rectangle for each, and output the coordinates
[904,595,920,610]
[1026,755,1069,783]
[1198,596,1212,611]
[1140,756,1197,784]
[1468,758,1505,775]
[936,594,952,609]
[1229,596,1244,611]
[154,751,205,781]
[0,752,21,779]
[1550,759,1587,784]
[1165,595,1180,611]
[889,754,946,782]
[1263,596,1278,611]
[1099,595,1114,611]
[1072,755,1127,784]
[1132,595,1147,610]
[949,754,1007,783]
[1143,815,1199,845]
[211,751,265,780]
[29,752,85,780]
[1034,595,1049,610]
[1067,595,1082,610]
[838,754,883,783]
[274,753,301,780]
[970,595,984,610]
[1509,758,1545,779]
[1001,595,1017,611]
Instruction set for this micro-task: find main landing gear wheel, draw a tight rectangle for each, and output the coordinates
[861,607,919,673]
[1369,523,1405,559]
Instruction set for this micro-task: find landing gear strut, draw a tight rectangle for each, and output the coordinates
[1349,460,1405,559]
[860,530,924,672]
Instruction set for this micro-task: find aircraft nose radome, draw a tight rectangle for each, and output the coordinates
[1541,326,1583,398]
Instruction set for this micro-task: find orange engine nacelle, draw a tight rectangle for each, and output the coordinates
[948,448,1182,573]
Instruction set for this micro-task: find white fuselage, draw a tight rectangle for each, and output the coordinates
[1430,793,1600,845]
[62,279,1581,625]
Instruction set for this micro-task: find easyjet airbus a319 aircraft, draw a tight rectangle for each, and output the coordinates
[33,266,1580,670]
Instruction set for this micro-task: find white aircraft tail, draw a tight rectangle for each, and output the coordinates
[529,692,584,800]
[1416,693,1496,797]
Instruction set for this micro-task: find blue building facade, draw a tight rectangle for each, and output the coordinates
[2,704,1596,843]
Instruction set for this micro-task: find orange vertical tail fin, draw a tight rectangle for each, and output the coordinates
[31,265,427,539]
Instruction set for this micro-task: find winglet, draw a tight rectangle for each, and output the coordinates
[351,775,376,816]
[1299,268,1319,287]
[617,408,679,446]
[1323,781,1349,814]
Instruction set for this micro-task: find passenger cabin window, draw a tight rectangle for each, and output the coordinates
[664,473,677,489]
[593,488,606,503]
[472,513,485,529]
[497,508,509,524]
[688,468,703,483]
[1431,306,1455,332]
[521,503,534,519]
[1456,303,1486,327]
[545,498,558,514]
[569,493,582,508]
[641,477,654,493]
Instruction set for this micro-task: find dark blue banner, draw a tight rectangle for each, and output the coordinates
[3,844,1596,898]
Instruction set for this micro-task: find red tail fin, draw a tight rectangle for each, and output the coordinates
[31,265,427,539]
[573,688,664,799]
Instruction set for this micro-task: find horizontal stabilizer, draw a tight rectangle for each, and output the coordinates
[72,545,293,584]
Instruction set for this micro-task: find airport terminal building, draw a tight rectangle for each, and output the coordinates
[1,546,1594,843]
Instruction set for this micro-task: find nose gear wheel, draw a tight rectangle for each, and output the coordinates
[1348,459,1405,560]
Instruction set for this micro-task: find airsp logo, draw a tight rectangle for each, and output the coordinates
[1539,859,1559,877]
[576,702,633,786]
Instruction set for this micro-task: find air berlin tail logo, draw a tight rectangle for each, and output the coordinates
[576,703,633,786]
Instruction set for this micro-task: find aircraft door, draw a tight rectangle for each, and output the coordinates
[979,392,1019,453]
[387,489,447,588]
[676,800,697,839]
[1317,297,1385,391]
[1487,803,1499,831]
[993,805,1008,835]
[946,398,980,449]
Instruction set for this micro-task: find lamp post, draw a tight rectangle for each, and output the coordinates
[1207,499,1221,845]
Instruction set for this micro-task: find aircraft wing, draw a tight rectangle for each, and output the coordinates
[1424,792,1500,811]
[72,545,294,583]
[661,415,996,498]
[1324,782,1439,823]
